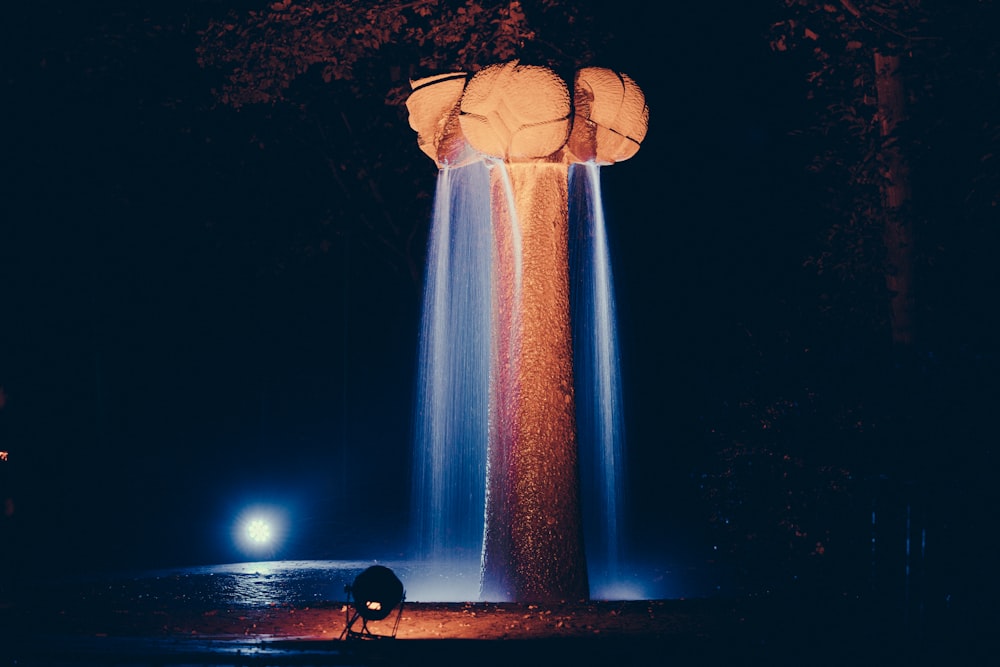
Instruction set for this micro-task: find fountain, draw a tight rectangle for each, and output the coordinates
[407,61,647,602]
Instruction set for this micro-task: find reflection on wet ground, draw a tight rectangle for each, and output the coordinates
[11,557,698,609]
[18,560,381,610]
[0,559,724,665]
[6,560,973,665]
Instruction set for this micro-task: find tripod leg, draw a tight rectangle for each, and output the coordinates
[339,609,361,640]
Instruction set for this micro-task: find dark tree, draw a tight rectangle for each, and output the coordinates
[771,0,999,349]
[196,1,606,287]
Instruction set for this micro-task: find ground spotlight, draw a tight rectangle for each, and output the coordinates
[340,565,405,640]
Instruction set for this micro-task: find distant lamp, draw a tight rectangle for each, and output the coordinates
[246,518,271,544]
[340,565,405,640]
[233,506,287,559]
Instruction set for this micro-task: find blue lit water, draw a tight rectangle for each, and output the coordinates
[409,162,492,590]
[13,558,710,610]
[411,159,635,600]
[569,162,628,597]
[17,560,470,608]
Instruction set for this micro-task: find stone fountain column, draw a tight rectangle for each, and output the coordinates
[407,61,647,602]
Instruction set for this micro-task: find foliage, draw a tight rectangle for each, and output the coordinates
[697,388,865,595]
[769,2,917,330]
[194,1,610,288]
[768,1,1000,345]
[196,0,596,107]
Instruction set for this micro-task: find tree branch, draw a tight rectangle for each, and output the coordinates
[839,0,862,19]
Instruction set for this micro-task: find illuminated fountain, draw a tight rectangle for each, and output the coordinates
[408,61,647,602]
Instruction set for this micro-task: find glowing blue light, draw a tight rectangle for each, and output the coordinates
[246,518,271,544]
[233,505,287,559]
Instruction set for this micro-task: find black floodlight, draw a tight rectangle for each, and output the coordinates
[340,565,405,640]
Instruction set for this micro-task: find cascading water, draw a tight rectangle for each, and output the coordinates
[410,162,492,598]
[569,162,627,597]
[405,61,647,602]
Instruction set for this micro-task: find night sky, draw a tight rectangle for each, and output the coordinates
[1,0,996,604]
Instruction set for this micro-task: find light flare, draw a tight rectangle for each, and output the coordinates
[246,518,271,544]
[233,505,287,559]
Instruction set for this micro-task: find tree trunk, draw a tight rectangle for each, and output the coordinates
[874,51,916,347]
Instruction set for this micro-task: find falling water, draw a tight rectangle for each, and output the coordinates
[410,162,492,597]
[569,162,627,598]
[411,159,629,600]
[405,60,647,601]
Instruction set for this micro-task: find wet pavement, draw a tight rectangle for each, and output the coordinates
[2,634,720,667]
[1,560,992,666]
[0,560,701,665]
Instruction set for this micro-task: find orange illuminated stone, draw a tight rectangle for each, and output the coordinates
[407,62,646,167]
[406,72,476,166]
[568,68,649,164]
[458,61,571,160]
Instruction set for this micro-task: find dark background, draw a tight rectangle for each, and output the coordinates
[1,1,996,615]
